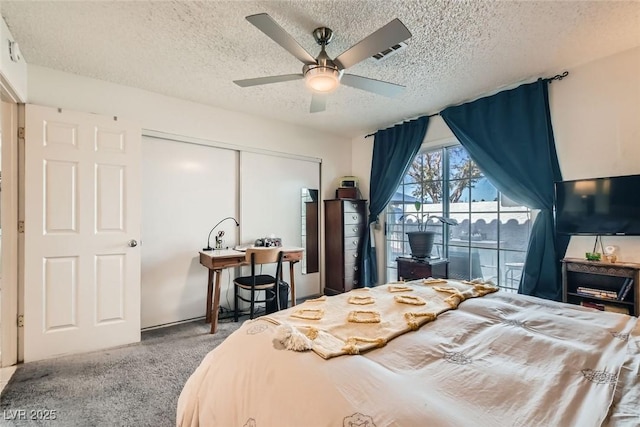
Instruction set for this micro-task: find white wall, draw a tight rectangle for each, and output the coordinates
[352,46,640,283]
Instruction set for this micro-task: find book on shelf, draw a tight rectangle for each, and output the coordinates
[576,286,618,300]
[581,301,604,310]
[580,301,630,315]
[617,278,634,301]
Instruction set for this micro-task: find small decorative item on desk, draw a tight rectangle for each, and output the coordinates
[255,236,282,247]
[585,252,601,261]
[215,231,225,249]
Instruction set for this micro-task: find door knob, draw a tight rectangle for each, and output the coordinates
[128,239,138,247]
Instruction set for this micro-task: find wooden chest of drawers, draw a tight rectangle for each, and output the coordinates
[324,199,367,294]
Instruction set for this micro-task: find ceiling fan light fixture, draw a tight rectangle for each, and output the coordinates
[304,66,342,93]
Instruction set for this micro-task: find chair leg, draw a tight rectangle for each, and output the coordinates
[250,289,255,320]
[233,284,239,322]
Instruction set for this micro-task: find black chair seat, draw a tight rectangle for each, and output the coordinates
[235,274,276,289]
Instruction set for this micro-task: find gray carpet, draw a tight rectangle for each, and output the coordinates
[0,319,241,427]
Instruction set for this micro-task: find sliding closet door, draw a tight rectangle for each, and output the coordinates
[141,136,237,328]
[240,152,320,298]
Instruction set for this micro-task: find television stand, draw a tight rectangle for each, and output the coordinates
[561,258,639,316]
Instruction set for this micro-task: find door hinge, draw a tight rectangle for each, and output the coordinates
[17,315,24,327]
[18,126,25,139]
[18,220,25,233]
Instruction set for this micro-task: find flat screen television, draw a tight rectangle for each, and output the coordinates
[554,174,640,235]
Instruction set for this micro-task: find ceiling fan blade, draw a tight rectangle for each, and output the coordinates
[333,19,411,70]
[246,13,317,65]
[233,74,303,87]
[341,74,405,97]
[310,93,327,113]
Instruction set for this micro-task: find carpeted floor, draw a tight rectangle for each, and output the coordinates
[0,319,242,427]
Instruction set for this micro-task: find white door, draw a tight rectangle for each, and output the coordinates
[24,104,141,362]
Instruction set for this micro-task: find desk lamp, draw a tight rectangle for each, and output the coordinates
[204,217,240,251]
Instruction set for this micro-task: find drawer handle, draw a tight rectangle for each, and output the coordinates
[352,215,358,220]
[353,253,358,258]
[352,203,358,209]
[352,227,359,232]
[353,266,359,271]
[352,240,358,246]
[353,280,359,285]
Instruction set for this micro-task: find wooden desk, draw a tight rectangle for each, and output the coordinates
[199,247,303,333]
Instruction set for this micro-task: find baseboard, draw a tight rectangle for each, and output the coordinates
[140,316,206,332]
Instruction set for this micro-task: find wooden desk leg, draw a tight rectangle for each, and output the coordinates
[210,269,222,334]
[289,261,297,307]
[205,269,214,324]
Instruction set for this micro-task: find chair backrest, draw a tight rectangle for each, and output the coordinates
[245,247,284,280]
[245,247,281,265]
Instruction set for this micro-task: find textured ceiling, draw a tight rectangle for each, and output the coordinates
[2,1,640,138]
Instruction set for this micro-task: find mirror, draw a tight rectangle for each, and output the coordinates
[301,188,319,274]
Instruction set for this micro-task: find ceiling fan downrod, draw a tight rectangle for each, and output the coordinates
[312,27,333,46]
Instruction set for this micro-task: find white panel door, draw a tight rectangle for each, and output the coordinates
[24,104,141,362]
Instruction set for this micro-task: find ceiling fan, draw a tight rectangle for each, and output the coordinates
[233,13,412,113]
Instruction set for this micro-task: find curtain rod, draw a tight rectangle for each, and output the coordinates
[364,112,439,139]
[548,71,569,82]
[364,71,569,139]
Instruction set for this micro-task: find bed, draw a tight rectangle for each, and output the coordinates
[177,279,640,427]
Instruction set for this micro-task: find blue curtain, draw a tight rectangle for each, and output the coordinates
[360,117,429,287]
[440,79,568,300]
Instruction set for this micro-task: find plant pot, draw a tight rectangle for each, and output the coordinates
[406,231,436,260]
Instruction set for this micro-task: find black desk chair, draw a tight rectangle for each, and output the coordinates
[234,247,284,321]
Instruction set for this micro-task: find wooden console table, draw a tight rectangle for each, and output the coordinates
[199,247,303,333]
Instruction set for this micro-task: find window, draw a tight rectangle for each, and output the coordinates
[385,145,531,292]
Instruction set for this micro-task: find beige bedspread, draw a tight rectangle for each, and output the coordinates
[262,279,498,358]
[177,284,639,427]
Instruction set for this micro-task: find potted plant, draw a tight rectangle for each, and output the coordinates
[402,201,457,260]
